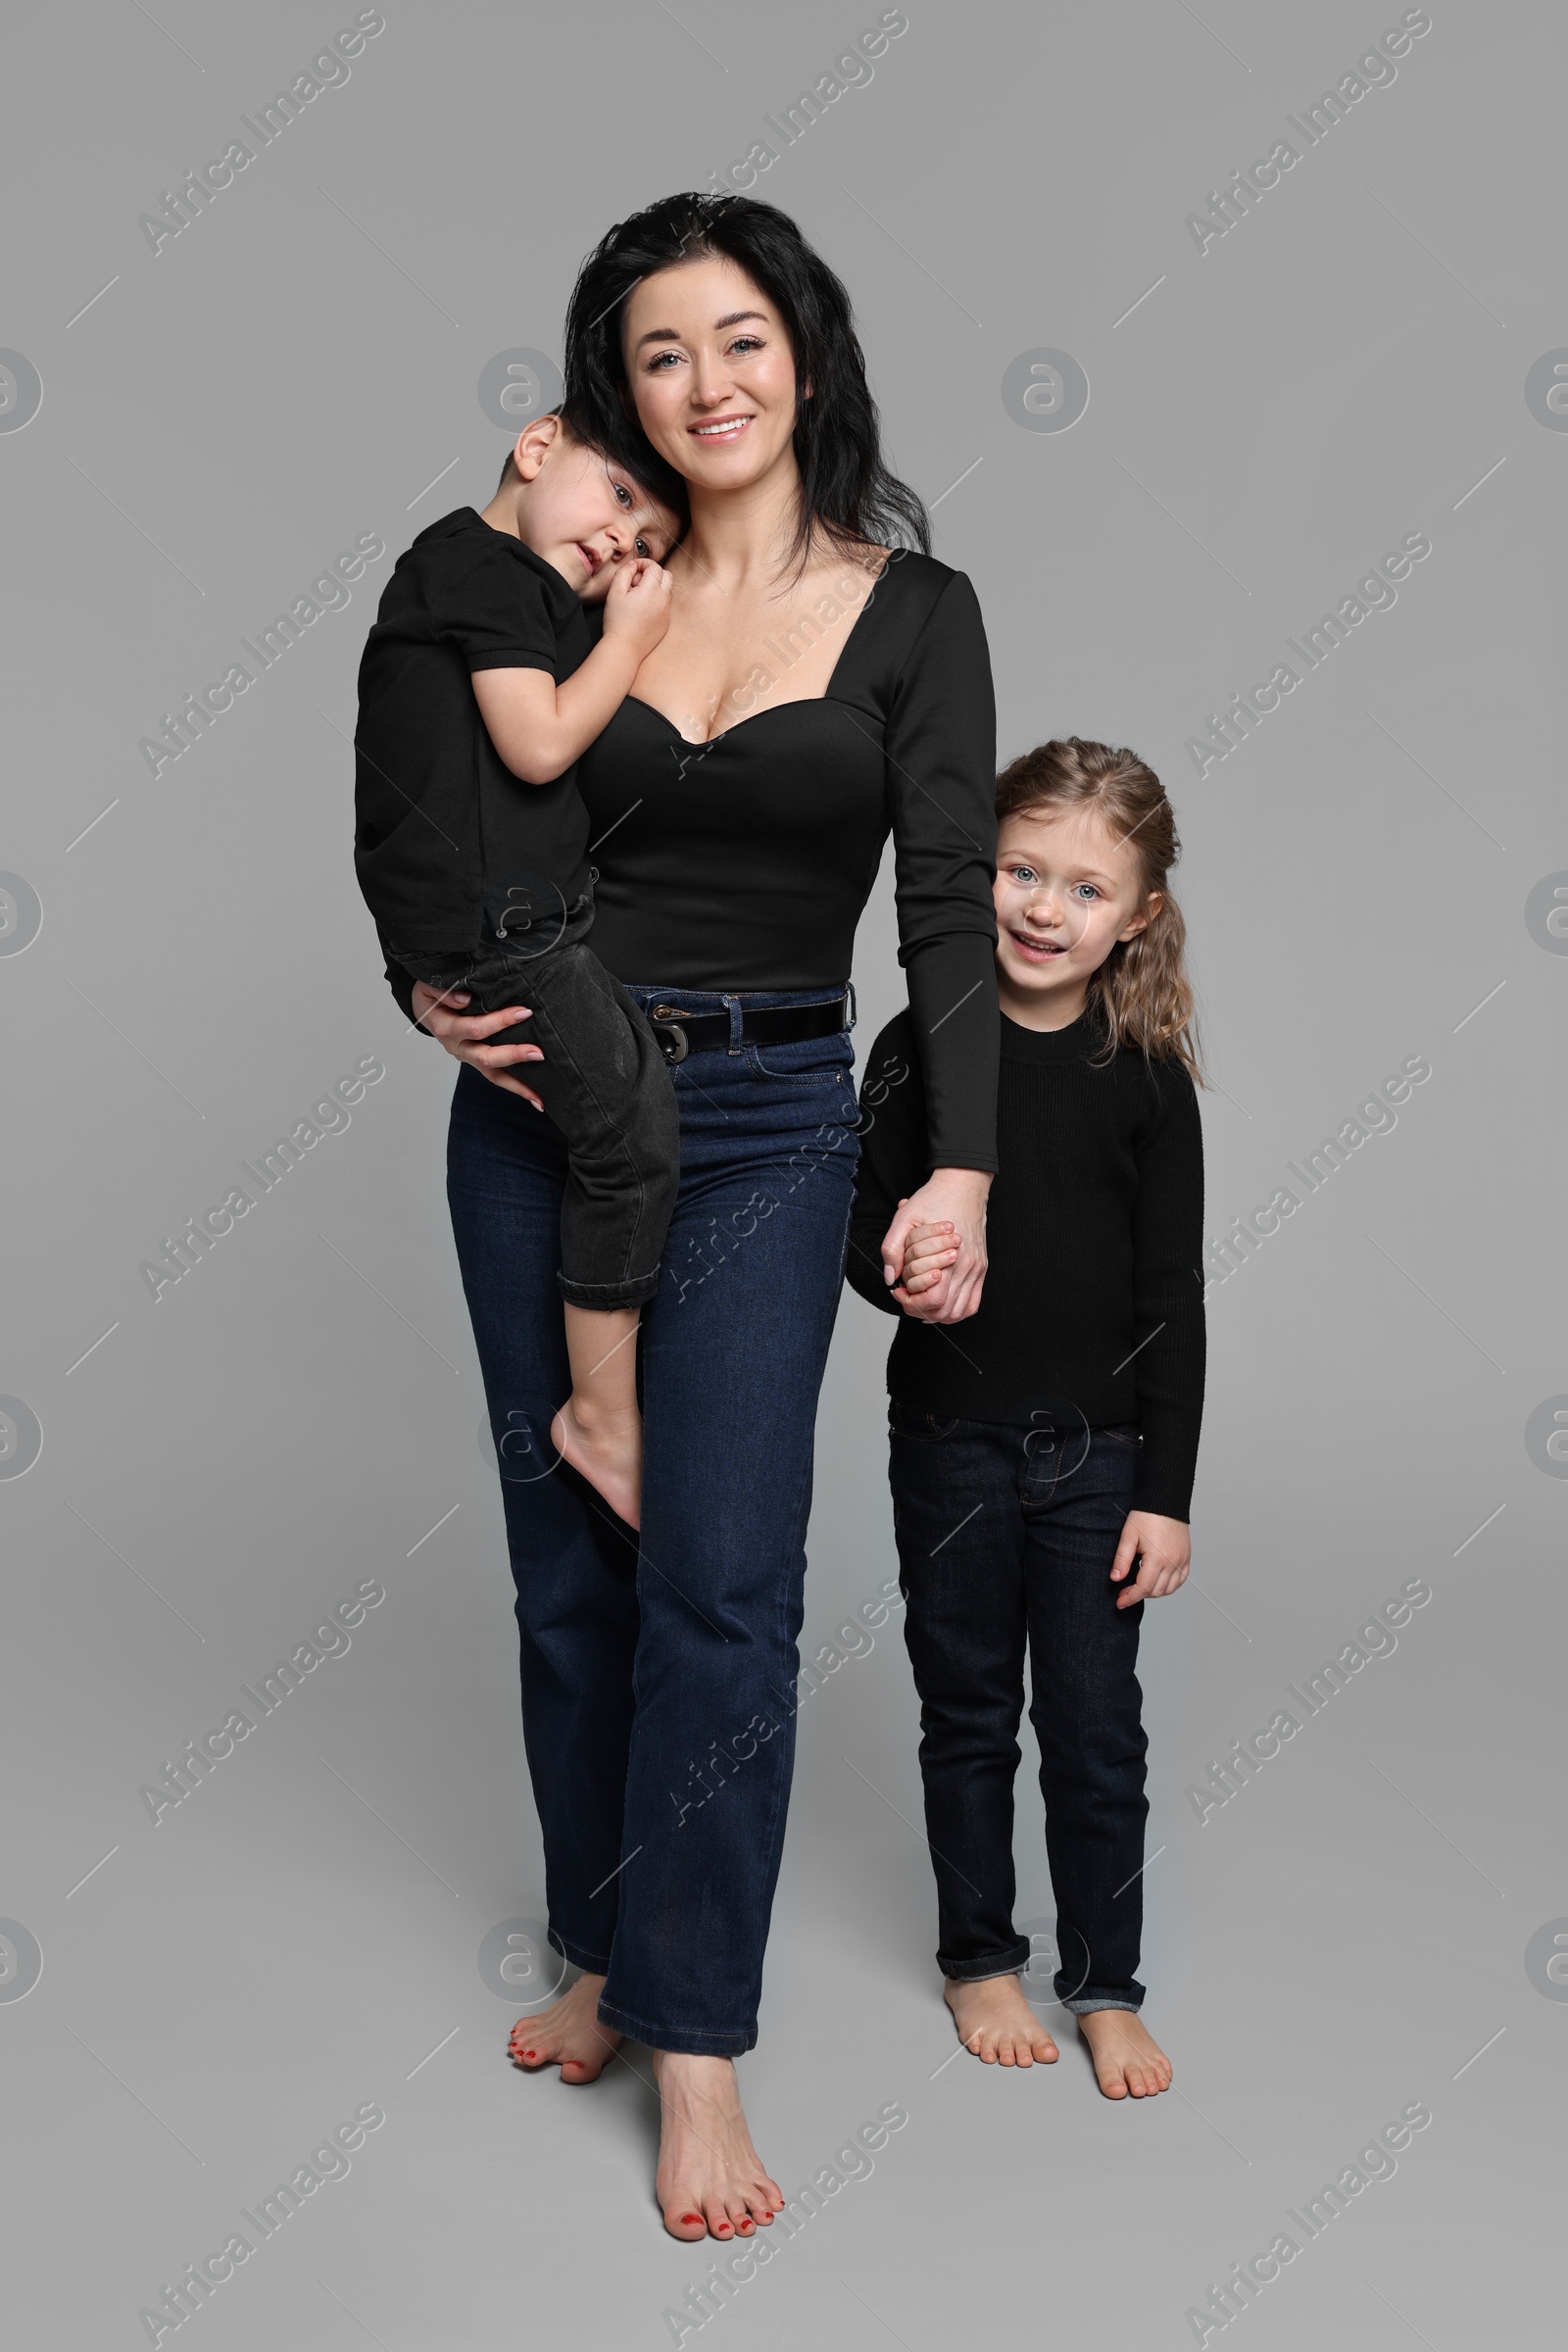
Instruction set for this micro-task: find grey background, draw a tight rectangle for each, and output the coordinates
[2,1,1562,2343]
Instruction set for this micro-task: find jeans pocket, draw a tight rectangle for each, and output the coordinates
[889,1399,962,1443]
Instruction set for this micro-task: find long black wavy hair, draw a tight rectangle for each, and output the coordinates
[561,191,929,566]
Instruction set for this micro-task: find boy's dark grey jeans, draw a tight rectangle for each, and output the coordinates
[394,890,678,1311]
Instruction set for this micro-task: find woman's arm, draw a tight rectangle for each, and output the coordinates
[410,981,547,1109]
[876,568,1001,1321]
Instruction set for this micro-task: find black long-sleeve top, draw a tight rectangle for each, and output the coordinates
[847,1006,1206,1520]
[381,549,1001,1171]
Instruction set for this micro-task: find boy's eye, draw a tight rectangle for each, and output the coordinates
[612,480,632,507]
[634,536,652,558]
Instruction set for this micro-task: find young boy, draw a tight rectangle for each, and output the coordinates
[846,737,1205,2099]
[355,413,684,1526]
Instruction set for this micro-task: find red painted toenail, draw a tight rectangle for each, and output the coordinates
[680,2214,702,2226]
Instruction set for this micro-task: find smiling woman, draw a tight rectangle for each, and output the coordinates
[404,190,1001,2247]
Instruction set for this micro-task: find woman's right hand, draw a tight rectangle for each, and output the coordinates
[411,981,546,1110]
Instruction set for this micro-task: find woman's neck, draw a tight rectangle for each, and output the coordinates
[679,452,806,590]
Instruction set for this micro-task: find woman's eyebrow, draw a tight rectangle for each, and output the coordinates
[634,309,769,351]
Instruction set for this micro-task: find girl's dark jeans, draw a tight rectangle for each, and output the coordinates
[889,1404,1149,2013]
[447,989,859,2054]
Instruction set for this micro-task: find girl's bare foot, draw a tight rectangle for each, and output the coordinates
[1077,2008,1172,2098]
[945,1973,1060,2066]
[508,1971,621,2082]
[652,2051,785,2242]
[550,1396,643,1529]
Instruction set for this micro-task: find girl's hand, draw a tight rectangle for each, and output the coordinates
[1109,1511,1191,1609]
[881,1169,992,1323]
[896,1219,960,1299]
[411,980,546,1110]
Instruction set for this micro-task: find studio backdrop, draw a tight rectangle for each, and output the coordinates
[2,2,1561,2346]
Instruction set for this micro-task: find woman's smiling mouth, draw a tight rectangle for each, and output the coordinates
[689,415,754,440]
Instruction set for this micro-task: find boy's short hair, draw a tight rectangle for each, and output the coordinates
[495,399,687,525]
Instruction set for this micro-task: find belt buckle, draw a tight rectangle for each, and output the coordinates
[650,1015,689,1065]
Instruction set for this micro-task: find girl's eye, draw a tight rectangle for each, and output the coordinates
[1008,865,1037,884]
[1072,884,1100,902]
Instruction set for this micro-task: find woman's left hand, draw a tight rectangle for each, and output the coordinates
[881,1168,992,1323]
[1109,1512,1191,1608]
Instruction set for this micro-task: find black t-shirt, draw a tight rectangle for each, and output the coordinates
[846,1005,1206,1520]
[354,508,591,955]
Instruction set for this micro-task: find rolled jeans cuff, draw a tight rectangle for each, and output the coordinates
[1059,1993,1143,2016]
[940,1940,1031,1984]
[556,1268,662,1312]
[594,1996,757,2057]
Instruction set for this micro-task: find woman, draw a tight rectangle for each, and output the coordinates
[395,194,999,2239]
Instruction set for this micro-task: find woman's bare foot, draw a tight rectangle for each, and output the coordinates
[550,1396,643,1529]
[945,1974,1060,2067]
[508,1971,621,2082]
[1076,2008,1172,2098]
[652,2051,785,2241]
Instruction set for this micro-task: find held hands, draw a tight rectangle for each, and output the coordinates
[601,555,673,661]
[410,981,546,1110]
[1109,1512,1191,1610]
[881,1169,992,1323]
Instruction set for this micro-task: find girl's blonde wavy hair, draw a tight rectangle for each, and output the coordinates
[996,737,1203,1084]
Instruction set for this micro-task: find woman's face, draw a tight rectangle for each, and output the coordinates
[621,255,800,494]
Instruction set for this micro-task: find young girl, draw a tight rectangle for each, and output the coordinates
[847,737,1204,2099]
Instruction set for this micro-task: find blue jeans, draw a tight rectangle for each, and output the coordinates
[447,987,859,2053]
[889,1408,1148,2013]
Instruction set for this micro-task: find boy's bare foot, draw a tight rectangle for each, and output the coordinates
[653,2051,785,2242]
[1077,2008,1172,2098]
[945,1973,1060,2066]
[508,1971,621,2082]
[550,1397,643,1529]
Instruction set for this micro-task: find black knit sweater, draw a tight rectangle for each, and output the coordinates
[846,1006,1206,1520]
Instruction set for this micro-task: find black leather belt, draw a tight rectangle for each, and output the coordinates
[646,993,850,1066]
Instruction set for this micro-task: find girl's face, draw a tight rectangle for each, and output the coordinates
[621,255,800,496]
[993,805,1159,1027]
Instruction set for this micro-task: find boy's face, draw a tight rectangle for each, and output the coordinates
[514,422,679,602]
[993,806,1157,1021]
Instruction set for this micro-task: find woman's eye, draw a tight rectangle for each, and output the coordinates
[729,335,763,355]
[646,349,681,370]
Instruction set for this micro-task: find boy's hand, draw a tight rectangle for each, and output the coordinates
[1109,1511,1191,1609]
[601,555,673,661]
[892,1216,960,1299]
